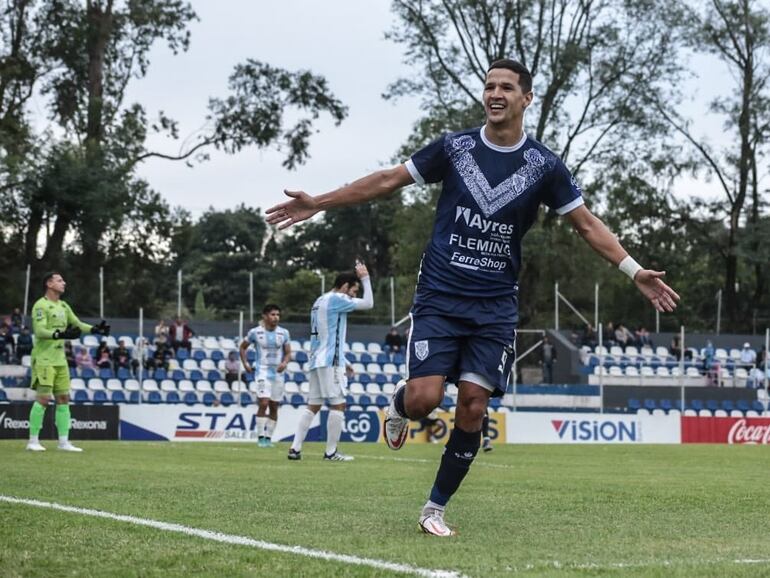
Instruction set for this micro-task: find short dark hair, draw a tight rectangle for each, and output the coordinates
[487,59,532,93]
[42,271,61,292]
[333,272,359,290]
[262,304,281,315]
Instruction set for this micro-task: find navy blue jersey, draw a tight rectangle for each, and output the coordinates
[405,126,583,301]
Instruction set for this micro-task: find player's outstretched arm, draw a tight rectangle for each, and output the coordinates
[352,261,374,311]
[266,165,414,230]
[566,205,680,313]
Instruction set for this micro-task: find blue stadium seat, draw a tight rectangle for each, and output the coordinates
[183,392,198,406]
[172,369,185,381]
[391,374,402,384]
[166,391,181,404]
[751,400,766,412]
[345,395,356,406]
[220,392,235,406]
[375,395,389,407]
[93,390,108,404]
[98,368,113,379]
[627,398,641,412]
[290,393,305,406]
[706,399,719,412]
[202,392,216,406]
[210,350,224,362]
[128,391,140,404]
[358,374,371,385]
[243,371,254,382]
[442,395,455,408]
[659,399,673,412]
[111,390,126,404]
[293,371,306,383]
[207,370,221,381]
[154,368,167,380]
[69,367,78,378]
[239,392,252,406]
[0,390,7,403]
[689,399,704,411]
[489,397,502,410]
[345,352,356,363]
[176,348,189,361]
[376,353,390,364]
[81,368,95,379]
[189,369,203,381]
[295,351,308,363]
[117,367,131,380]
[358,394,372,406]
[73,390,89,404]
[737,399,751,412]
[359,353,372,364]
[643,399,657,411]
[193,350,206,361]
[721,399,735,412]
[147,391,162,404]
[374,374,387,385]
[393,352,405,364]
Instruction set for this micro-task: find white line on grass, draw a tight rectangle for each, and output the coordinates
[0,495,465,578]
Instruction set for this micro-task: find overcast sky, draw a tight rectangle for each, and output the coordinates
[127,0,422,216]
[123,0,730,217]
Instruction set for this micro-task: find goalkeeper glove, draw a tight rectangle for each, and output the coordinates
[53,326,82,340]
[91,320,111,336]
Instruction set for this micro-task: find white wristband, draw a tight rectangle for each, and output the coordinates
[618,256,642,280]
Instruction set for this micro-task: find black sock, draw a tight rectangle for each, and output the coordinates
[428,426,481,506]
[393,383,408,418]
[481,412,490,438]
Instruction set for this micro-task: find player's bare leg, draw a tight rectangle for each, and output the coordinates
[384,375,444,450]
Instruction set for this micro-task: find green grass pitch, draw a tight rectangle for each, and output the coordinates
[2,440,770,577]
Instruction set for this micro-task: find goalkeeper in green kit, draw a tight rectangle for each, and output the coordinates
[26,272,110,452]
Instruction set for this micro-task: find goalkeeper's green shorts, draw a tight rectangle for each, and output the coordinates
[31,365,71,396]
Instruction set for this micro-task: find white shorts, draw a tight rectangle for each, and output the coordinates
[255,376,285,402]
[308,367,347,406]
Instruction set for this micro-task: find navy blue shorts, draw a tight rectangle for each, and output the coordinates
[407,290,517,396]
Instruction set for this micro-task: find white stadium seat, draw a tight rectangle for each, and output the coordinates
[160,380,176,392]
[124,379,140,392]
[106,379,123,391]
[87,378,105,391]
[142,379,159,392]
[178,380,195,392]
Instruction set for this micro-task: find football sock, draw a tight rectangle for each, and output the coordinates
[29,402,46,437]
[481,412,490,439]
[256,416,267,439]
[428,426,481,507]
[290,409,315,452]
[265,419,277,440]
[55,404,71,440]
[326,410,344,455]
[393,384,408,418]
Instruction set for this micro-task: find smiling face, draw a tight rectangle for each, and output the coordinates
[483,68,533,127]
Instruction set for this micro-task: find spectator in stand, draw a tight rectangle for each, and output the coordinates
[169,317,194,354]
[224,350,241,384]
[75,345,95,370]
[614,323,633,348]
[10,307,23,333]
[385,327,404,352]
[702,340,715,370]
[112,339,138,375]
[146,341,170,372]
[64,341,77,368]
[739,342,756,368]
[603,322,616,346]
[0,324,14,363]
[154,319,169,345]
[16,326,33,360]
[541,335,557,383]
[635,326,653,348]
[95,340,112,370]
[581,323,597,349]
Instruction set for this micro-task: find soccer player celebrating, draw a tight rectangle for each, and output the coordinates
[287,261,373,462]
[26,272,110,452]
[240,304,291,448]
[267,59,679,534]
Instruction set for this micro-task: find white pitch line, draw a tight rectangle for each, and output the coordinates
[0,495,465,578]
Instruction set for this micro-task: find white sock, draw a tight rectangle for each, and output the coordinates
[58,436,68,444]
[29,435,39,443]
[265,418,277,440]
[256,416,267,438]
[290,409,315,452]
[424,500,445,513]
[325,410,344,456]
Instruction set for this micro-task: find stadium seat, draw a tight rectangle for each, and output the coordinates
[71,378,86,390]
[358,394,372,406]
[106,379,122,391]
[153,368,167,380]
[165,391,181,404]
[199,359,215,371]
[689,399,704,411]
[160,379,176,393]
[655,366,670,377]
[124,379,140,392]
[171,369,186,381]
[643,399,657,411]
[705,399,719,412]
[358,353,372,364]
[375,395,389,407]
[627,398,641,412]
[202,392,216,406]
[373,373,387,385]
[188,369,202,381]
[349,382,365,394]
[196,380,213,393]
[210,350,224,363]
[205,369,220,381]
[442,395,455,408]
[214,380,230,393]
[391,374,402,384]
[382,363,398,375]
[295,351,308,364]
[111,390,126,404]
[220,392,235,406]
[220,338,236,350]
[239,392,253,406]
[376,353,389,364]
[88,378,105,391]
[736,399,751,412]
[73,390,90,403]
[142,379,159,392]
[192,350,206,361]
[180,391,196,405]
[366,362,381,375]
[721,399,735,412]
[686,367,701,377]
[284,381,299,394]
[660,399,673,412]
[367,342,383,355]
[203,337,219,350]
[751,400,766,412]
[358,374,371,385]
[178,379,195,392]
[366,383,381,395]
[290,393,305,406]
[609,366,623,376]
[116,367,131,380]
[625,366,639,377]
[176,348,189,361]
[69,367,78,378]
[146,391,162,404]
[81,367,95,379]
[82,335,99,348]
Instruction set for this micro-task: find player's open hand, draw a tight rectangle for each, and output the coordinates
[634,269,680,313]
[354,260,369,279]
[266,190,319,229]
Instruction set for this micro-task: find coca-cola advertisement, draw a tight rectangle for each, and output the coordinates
[681,416,770,444]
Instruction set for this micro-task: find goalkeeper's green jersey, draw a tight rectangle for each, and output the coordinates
[31,297,92,367]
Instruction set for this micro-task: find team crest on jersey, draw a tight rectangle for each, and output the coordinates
[414,340,429,361]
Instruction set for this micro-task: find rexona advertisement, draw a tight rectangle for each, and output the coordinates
[0,404,119,440]
[120,405,382,443]
[505,412,681,444]
[681,416,770,445]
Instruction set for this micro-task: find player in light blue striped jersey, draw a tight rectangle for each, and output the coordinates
[240,304,291,448]
[288,261,373,462]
